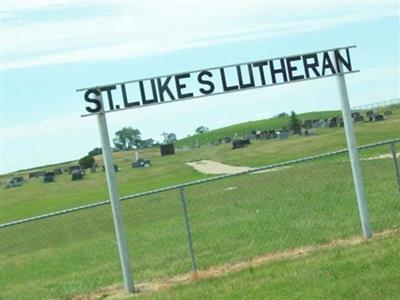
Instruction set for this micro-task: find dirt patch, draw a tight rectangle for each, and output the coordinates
[186,160,290,175]
[360,153,400,161]
[73,229,399,299]
[186,160,251,174]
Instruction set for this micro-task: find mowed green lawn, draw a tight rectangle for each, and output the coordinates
[1,147,399,299]
[0,108,399,299]
[1,108,399,223]
[138,233,400,300]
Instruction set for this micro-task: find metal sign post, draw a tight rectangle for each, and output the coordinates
[335,60,372,240]
[96,91,135,293]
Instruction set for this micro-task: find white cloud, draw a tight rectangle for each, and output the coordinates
[2,1,399,69]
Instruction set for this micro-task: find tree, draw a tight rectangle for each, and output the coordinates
[88,147,102,156]
[277,112,288,118]
[195,126,209,134]
[113,127,142,150]
[166,133,177,143]
[79,155,95,169]
[288,111,301,134]
[140,138,155,149]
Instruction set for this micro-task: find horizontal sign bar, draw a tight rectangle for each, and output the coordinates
[78,46,357,117]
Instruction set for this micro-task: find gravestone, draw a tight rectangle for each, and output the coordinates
[132,158,151,168]
[232,140,245,149]
[277,131,289,140]
[160,143,175,156]
[43,172,55,183]
[69,165,81,174]
[71,169,84,181]
[351,112,364,122]
[5,177,23,189]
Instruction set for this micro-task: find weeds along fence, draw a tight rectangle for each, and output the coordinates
[1,139,400,299]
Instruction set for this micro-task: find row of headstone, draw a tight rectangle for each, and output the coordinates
[211,107,394,147]
[232,138,251,149]
[366,110,385,122]
[28,167,65,179]
[301,128,317,136]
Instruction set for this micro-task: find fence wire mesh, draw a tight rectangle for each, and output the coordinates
[1,140,399,299]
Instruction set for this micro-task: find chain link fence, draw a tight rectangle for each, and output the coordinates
[1,139,399,299]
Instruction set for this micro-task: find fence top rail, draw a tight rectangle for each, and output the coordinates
[1,138,399,229]
[351,98,400,110]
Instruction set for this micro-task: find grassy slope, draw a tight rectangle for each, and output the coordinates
[176,110,341,147]
[0,109,399,299]
[1,154,399,299]
[1,108,399,223]
[138,234,400,300]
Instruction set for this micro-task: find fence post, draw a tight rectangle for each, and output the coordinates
[335,52,372,239]
[179,187,197,273]
[391,143,400,192]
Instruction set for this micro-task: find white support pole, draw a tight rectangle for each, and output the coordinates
[336,61,372,240]
[96,91,135,293]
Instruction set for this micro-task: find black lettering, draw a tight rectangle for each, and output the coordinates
[84,89,101,113]
[269,59,287,84]
[121,84,140,108]
[253,60,268,85]
[286,56,304,81]
[237,64,255,89]
[139,79,158,105]
[321,52,336,76]
[198,70,215,95]
[334,48,352,73]
[302,54,321,78]
[220,68,239,91]
[100,85,116,110]
[157,76,175,101]
[175,73,193,99]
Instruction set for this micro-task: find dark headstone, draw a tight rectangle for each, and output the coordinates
[5,177,23,189]
[43,172,55,183]
[232,140,245,149]
[71,169,84,181]
[277,131,289,140]
[160,144,175,156]
[69,165,81,174]
[351,112,364,122]
[132,159,151,168]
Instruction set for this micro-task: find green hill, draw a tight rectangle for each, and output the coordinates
[176,110,341,148]
[1,106,399,300]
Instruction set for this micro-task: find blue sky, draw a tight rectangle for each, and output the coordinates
[1,1,399,174]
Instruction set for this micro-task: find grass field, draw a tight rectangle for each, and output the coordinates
[1,107,399,299]
[1,107,399,223]
[137,233,400,300]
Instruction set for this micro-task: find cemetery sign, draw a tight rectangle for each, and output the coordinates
[78,46,357,116]
[77,45,371,295]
